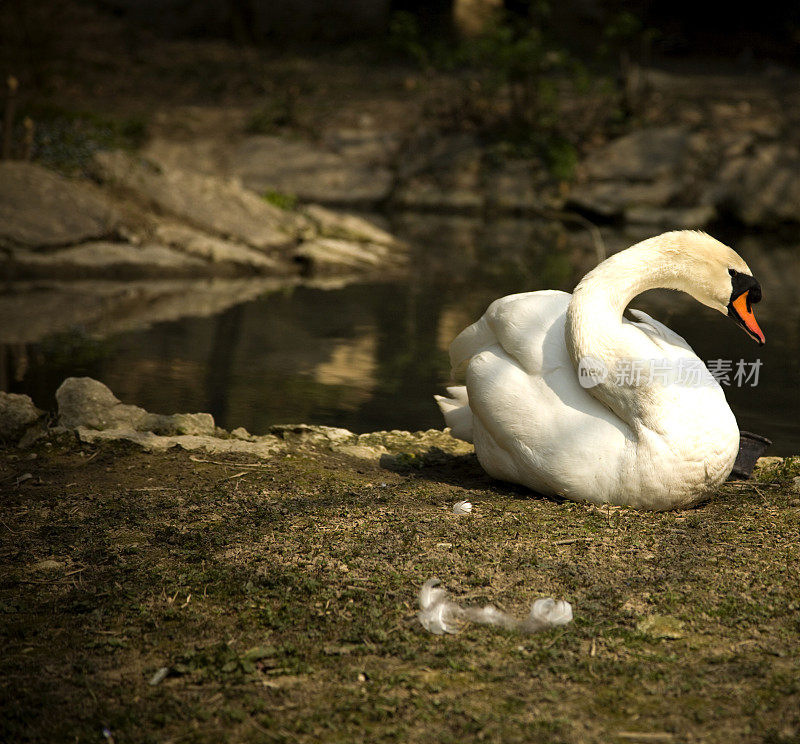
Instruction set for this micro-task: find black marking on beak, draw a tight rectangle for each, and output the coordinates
[727,270,764,345]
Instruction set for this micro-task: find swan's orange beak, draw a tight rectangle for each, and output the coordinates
[730,291,765,345]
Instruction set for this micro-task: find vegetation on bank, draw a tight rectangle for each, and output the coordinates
[1,437,798,743]
[387,4,659,179]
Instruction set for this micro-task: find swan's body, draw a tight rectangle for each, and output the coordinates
[436,231,764,510]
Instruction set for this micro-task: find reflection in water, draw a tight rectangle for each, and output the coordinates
[3,218,800,454]
[314,329,377,394]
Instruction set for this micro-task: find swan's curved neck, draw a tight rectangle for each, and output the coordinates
[570,237,684,324]
[565,236,694,426]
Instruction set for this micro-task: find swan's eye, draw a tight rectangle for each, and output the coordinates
[728,268,737,277]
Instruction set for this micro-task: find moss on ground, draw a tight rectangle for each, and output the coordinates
[1,438,799,743]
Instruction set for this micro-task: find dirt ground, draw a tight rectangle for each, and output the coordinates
[1,436,799,743]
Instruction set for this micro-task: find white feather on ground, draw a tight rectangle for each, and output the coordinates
[417,578,573,635]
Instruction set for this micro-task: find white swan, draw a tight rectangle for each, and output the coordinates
[436,231,765,510]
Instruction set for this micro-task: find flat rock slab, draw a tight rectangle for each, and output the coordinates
[302,204,398,247]
[8,242,207,279]
[295,237,404,273]
[0,162,120,247]
[91,150,300,250]
[154,222,285,272]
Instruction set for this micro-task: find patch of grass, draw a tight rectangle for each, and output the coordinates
[0,440,799,742]
[262,189,299,210]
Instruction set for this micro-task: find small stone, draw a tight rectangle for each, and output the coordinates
[753,456,783,476]
[148,667,170,686]
[636,614,685,639]
[145,412,216,437]
[0,392,43,441]
[335,443,389,460]
[56,377,147,431]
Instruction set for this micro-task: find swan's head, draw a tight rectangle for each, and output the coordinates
[666,232,765,345]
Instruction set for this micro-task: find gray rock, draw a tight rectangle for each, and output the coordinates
[294,238,404,273]
[145,412,216,437]
[269,423,354,446]
[704,144,800,226]
[567,127,702,224]
[91,150,299,250]
[0,392,43,440]
[583,127,691,181]
[302,204,399,247]
[230,135,394,205]
[567,180,681,219]
[57,377,149,431]
[141,135,233,178]
[7,242,207,279]
[154,223,285,272]
[0,162,119,247]
[50,376,475,465]
[57,377,217,437]
[76,426,285,458]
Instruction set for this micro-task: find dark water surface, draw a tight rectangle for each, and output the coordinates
[5,216,800,454]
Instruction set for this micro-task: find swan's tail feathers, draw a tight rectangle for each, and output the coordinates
[449,317,496,377]
[435,385,474,443]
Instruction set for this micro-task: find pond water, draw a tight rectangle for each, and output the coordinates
[4,216,800,454]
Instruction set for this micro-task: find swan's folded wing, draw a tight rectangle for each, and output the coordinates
[450,291,571,376]
[484,291,572,375]
[449,316,498,376]
[626,308,693,353]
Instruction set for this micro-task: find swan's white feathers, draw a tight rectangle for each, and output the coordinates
[433,385,473,442]
[436,231,750,510]
[626,308,693,353]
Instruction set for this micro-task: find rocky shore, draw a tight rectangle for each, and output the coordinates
[0,154,407,281]
[3,62,800,285]
[0,376,473,462]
